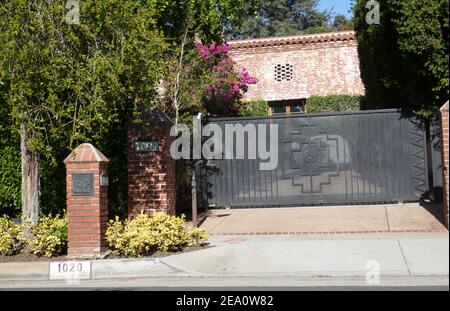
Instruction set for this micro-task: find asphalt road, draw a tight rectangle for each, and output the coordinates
[1,275,448,291]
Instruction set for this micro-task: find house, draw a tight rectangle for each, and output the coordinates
[228,31,365,115]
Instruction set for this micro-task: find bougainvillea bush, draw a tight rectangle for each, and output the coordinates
[195,42,258,116]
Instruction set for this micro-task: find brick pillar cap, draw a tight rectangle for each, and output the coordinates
[64,143,109,164]
[440,101,449,112]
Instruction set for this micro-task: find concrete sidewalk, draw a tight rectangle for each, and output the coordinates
[161,233,449,277]
[0,233,448,284]
[200,203,447,235]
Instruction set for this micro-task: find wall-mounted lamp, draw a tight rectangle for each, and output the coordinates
[100,172,109,187]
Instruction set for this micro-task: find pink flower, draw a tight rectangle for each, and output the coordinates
[241,68,258,85]
[195,43,210,59]
[232,83,240,94]
[204,86,214,94]
[196,42,258,114]
[214,65,227,73]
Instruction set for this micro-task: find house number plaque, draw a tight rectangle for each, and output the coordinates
[72,173,94,195]
[134,141,160,152]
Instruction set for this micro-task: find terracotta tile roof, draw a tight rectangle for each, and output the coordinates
[228,31,356,49]
[64,143,109,163]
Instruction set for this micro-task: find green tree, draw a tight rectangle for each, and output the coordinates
[158,1,250,124]
[226,0,331,39]
[333,14,354,31]
[0,0,248,221]
[354,0,449,115]
[0,0,169,224]
[157,0,246,42]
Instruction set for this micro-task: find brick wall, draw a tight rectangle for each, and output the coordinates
[127,113,176,218]
[440,102,449,227]
[229,31,365,102]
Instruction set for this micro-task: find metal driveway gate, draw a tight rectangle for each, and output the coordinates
[198,109,428,208]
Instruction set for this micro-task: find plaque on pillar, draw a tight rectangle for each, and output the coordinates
[72,173,94,195]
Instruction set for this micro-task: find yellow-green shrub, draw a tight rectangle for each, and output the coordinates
[27,214,68,257]
[106,213,208,257]
[0,215,25,255]
[186,228,208,247]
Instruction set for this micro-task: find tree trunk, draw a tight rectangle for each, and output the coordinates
[20,123,40,226]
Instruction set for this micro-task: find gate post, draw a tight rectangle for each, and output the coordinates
[64,143,109,257]
[440,102,449,228]
[127,108,176,218]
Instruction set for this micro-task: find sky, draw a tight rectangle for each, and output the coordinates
[317,0,353,19]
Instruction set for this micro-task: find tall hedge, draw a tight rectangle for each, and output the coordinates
[306,95,364,113]
[0,144,21,217]
[354,0,449,116]
[239,100,268,116]
[0,81,21,217]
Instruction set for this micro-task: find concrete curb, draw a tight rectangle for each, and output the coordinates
[0,262,49,281]
[0,257,448,283]
[91,258,186,279]
[0,258,187,282]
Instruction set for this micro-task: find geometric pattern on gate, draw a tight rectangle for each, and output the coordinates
[283,128,349,194]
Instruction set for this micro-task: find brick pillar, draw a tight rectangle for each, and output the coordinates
[64,143,109,257]
[127,108,176,218]
[440,102,449,228]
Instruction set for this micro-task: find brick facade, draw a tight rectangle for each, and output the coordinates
[228,31,365,102]
[440,102,449,227]
[64,143,109,257]
[127,109,176,218]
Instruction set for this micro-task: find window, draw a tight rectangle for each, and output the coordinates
[290,100,306,114]
[271,105,287,114]
[274,64,293,82]
[269,99,306,115]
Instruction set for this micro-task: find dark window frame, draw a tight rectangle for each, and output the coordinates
[269,99,306,115]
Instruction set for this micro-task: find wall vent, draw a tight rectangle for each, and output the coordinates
[274,64,293,81]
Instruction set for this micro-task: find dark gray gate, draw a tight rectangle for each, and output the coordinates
[199,109,428,208]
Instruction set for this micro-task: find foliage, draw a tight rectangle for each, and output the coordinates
[332,14,354,31]
[307,95,363,113]
[226,0,352,39]
[185,228,208,247]
[106,213,208,256]
[158,0,244,44]
[157,0,247,43]
[0,80,21,217]
[0,0,251,219]
[196,43,258,115]
[239,100,269,116]
[0,145,21,217]
[0,0,170,219]
[163,41,258,211]
[0,215,25,256]
[27,214,68,257]
[0,0,169,154]
[175,160,194,213]
[161,41,258,120]
[354,0,449,116]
